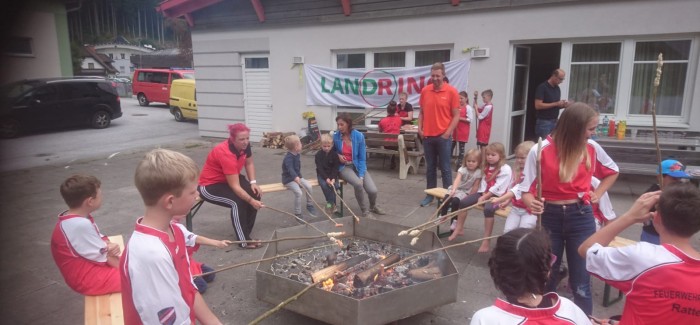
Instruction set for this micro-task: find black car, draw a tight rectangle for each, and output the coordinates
[0,78,123,138]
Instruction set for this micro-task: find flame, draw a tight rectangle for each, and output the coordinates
[322,278,334,291]
[373,274,379,282]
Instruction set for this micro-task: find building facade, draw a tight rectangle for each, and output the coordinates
[93,44,154,77]
[163,0,700,151]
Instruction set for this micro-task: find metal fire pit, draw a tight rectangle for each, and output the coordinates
[256,217,459,325]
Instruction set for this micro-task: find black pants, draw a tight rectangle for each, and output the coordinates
[440,195,462,216]
[198,175,260,247]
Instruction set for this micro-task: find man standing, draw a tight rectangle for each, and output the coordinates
[534,69,569,139]
[418,62,460,206]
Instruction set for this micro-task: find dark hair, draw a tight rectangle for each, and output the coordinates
[488,228,553,303]
[387,101,397,115]
[335,114,353,130]
[60,174,101,209]
[458,91,468,98]
[658,183,700,237]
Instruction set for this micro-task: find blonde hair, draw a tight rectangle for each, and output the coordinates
[134,149,199,206]
[320,133,333,145]
[285,135,301,151]
[462,148,482,169]
[552,103,597,182]
[483,142,507,182]
[514,141,535,178]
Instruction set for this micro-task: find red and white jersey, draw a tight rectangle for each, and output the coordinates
[518,137,618,202]
[479,164,513,197]
[586,242,700,325]
[509,172,529,210]
[470,293,590,324]
[476,103,493,144]
[50,212,120,295]
[120,218,198,325]
[591,177,616,229]
[172,222,204,275]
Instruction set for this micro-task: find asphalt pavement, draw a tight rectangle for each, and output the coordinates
[1,137,696,324]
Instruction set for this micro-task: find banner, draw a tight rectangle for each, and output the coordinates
[304,59,470,107]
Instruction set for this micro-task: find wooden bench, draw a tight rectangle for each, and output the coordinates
[85,235,124,325]
[186,179,345,231]
[424,188,510,238]
[364,132,424,180]
[599,142,700,180]
[601,236,638,307]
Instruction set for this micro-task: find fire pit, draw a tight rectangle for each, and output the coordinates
[256,217,459,325]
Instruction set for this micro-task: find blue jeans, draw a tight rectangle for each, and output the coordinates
[542,202,595,316]
[535,118,557,139]
[317,175,339,205]
[640,229,660,245]
[423,136,453,189]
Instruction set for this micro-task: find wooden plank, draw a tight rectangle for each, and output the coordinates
[609,236,637,248]
[85,235,124,325]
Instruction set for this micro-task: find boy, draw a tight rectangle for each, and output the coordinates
[51,174,121,295]
[377,100,402,169]
[578,183,700,325]
[121,149,221,325]
[315,133,341,215]
[640,159,691,244]
[172,214,232,294]
[474,89,494,150]
[282,135,318,222]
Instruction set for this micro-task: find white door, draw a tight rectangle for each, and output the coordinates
[509,46,530,154]
[242,55,272,142]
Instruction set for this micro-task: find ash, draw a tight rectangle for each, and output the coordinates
[269,237,446,299]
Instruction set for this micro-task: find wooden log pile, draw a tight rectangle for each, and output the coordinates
[260,132,296,149]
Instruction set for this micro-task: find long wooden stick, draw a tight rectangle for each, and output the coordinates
[226,234,344,245]
[332,186,361,223]
[536,137,543,229]
[401,199,491,234]
[195,243,336,278]
[651,53,664,188]
[473,90,480,140]
[264,205,327,235]
[249,281,319,325]
[301,183,342,226]
[385,235,501,270]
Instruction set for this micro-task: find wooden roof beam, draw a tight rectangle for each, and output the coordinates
[341,0,351,16]
[251,0,266,22]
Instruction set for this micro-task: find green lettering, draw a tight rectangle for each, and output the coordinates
[321,77,331,93]
[362,79,377,95]
[331,78,344,94]
[344,78,359,94]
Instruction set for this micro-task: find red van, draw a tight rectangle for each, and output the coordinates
[131,68,194,106]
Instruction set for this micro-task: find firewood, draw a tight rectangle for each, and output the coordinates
[311,254,370,283]
[353,254,400,287]
[408,265,443,282]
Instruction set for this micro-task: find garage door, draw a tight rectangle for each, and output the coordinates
[242,56,272,142]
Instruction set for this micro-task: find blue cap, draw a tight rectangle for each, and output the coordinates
[658,159,691,179]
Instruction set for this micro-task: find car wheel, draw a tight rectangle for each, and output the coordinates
[0,118,20,138]
[172,107,185,122]
[91,110,111,129]
[137,93,149,106]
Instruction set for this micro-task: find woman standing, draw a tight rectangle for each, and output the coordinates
[198,124,264,249]
[519,103,619,315]
[333,114,385,218]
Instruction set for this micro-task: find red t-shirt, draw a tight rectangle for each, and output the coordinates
[453,105,471,142]
[199,140,251,186]
[419,83,460,137]
[378,115,402,141]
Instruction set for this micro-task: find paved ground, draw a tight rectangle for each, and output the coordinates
[2,137,697,324]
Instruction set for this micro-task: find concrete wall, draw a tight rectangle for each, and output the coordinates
[191,0,700,142]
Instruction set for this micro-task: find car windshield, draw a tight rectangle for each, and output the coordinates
[183,73,195,80]
[0,80,43,99]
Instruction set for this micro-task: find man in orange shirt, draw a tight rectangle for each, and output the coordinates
[418,62,460,206]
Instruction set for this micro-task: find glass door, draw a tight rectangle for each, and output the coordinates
[509,46,530,154]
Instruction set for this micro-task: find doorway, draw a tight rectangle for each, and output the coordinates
[517,43,561,143]
[242,54,272,142]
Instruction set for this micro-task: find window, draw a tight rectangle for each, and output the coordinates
[337,53,365,69]
[88,63,95,69]
[5,37,32,56]
[244,57,269,69]
[569,43,621,114]
[108,53,113,59]
[120,53,125,59]
[415,50,451,67]
[629,40,690,117]
[374,52,405,68]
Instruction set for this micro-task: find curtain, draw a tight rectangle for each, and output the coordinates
[569,43,620,114]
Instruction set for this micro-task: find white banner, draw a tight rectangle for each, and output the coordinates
[304,59,470,107]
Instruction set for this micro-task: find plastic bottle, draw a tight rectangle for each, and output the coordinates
[601,116,609,137]
[608,118,616,137]
[617,120,626,140]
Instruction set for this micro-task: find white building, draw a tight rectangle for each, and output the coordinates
[94,43,154,78]
[159,0,700,152]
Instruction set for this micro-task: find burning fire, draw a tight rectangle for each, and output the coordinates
[321,278,334,291]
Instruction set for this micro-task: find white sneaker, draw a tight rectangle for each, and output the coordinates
[450,220,457,231]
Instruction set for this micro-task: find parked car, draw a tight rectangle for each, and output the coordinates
[0,78,123,138]
[169,79,197,121]
[132,68,194,106]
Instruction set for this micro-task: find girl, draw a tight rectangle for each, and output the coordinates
[520,103,619,316]
[491,141,537,233]
[452,91,472,168]
[470,228,590,324]
[440,149,482,228]
[449,143,512,254]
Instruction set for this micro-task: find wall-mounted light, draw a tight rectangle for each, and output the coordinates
[292,56,304,64]
[471,48,490,58]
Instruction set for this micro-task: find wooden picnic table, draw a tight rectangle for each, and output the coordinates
[594,135,700,150]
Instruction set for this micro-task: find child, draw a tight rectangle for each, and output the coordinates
[441,148,482,230]
[452,91,472,167]
[51,174,121,296]
[450,143,512,254]
[473,89,494,150]
[378,100,402,169]
[315,134,341,215]
[172,214,232,294]
[282,135,318,222]
[579,183,700,324]
[121,149,221,325]
[491,141,537,233]
[471,228,590,324]
[640,159,691,244]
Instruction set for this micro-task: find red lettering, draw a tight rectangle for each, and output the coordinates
[407,77,422,94]
[378,78,393,96]
[397,78,404,95]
